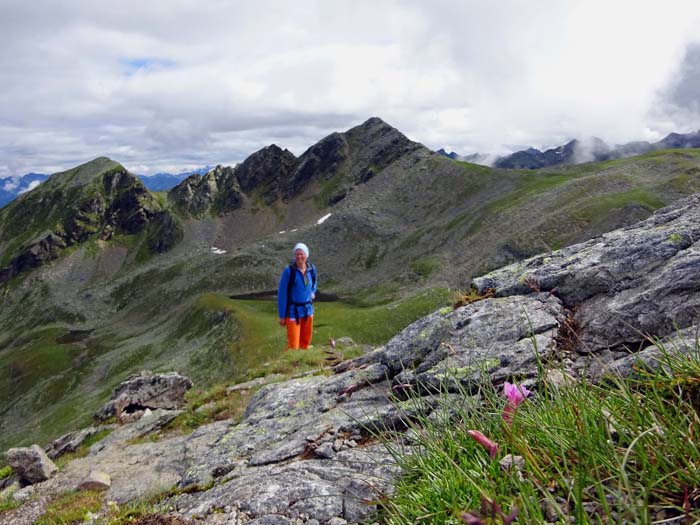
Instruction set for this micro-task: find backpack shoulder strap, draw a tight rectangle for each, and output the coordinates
[308,263,316,288]
[286,264,295,315]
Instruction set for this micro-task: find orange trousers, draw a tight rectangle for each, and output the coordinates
[284,316,313,350]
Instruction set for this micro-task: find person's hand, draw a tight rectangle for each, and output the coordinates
[279,318,286,326]
[312,293,316,300]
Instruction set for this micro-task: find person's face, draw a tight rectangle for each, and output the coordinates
[294,249,307,266]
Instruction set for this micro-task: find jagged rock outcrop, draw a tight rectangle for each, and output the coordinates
[473,194,700,357]
[6,445,57,485]
[286,133,349,198]
[236,145,297,201]
[168,166,244,216]
[95,372,193,422]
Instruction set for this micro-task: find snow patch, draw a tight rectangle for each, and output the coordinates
[317,213,332,225]
[210,247,227,255]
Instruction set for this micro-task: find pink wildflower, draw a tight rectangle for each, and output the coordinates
[502,382,531,425]
[467,429,499,459]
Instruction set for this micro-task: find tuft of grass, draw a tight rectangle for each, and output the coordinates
[35,490,103,525]
[382,339,700,524]
[0,465,12,480]
[451,287,495,309]
[0,498,21,514]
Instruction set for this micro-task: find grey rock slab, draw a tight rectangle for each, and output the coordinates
[180,372,404,486]
[348,293,563,393]
[473,195,700,355]
[473,195,700,305]
[575,244,700,351]
[6,445,57,484]
[170,445,398,524]
[67,438,187,502]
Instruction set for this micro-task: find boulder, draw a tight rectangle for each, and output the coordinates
[6,445,57,484]
[95,372,192,421]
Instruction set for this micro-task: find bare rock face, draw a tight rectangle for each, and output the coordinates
[473,194,700,356]
[95,372,193,421]
[235,144,297,202]
[6,445,58,484]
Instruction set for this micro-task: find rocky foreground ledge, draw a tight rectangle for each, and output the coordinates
[3,195,700,525]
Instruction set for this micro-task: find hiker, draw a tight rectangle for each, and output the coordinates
[277,242,317,350]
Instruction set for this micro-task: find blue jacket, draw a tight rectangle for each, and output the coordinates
[277,263,317,320]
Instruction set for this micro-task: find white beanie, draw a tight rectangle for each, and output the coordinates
[293,242,309,258]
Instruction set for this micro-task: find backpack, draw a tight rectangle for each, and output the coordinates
[286,262,316,322]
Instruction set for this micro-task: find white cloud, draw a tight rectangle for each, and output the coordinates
[1,0,700,178]
[2,177,19,192]
[18,180,41,193]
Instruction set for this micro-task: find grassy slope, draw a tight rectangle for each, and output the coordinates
[0,284,450,453]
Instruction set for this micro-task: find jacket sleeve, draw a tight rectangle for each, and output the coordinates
[277,267,289,319]
[311,265,318,296]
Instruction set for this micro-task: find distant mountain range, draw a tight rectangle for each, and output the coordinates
[0,167,213,208]
[0,172,48,208]
[140,167,214,191]
[439,129,700,169]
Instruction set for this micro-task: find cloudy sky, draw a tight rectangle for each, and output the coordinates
[2,0,700,177]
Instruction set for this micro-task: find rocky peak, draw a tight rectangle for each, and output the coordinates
[168,164,245,216]
[285,132,349,198]
[235,144,297,205]
[285,117,424,201]
[0,157,177,283]
[168,117,426,211]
